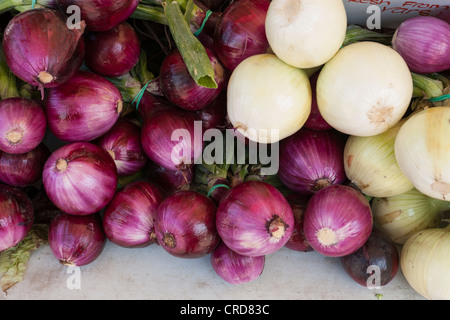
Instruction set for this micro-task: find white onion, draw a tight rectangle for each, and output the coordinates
[401,226,450,300]
[265,0,347,69]
[395,106,450,201]
[317,41,413,137]
[227,54,312,144]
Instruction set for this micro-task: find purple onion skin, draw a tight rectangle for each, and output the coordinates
[340,228,399,288]
[141,106,203,172]
[195,92,228,131]
[56,0,140,32]
[216,181,294,257]
[392,16,450,73]
[284,194,313,252]
[213,0,270,71]
[211,241,265,285]
[85,22,141,78]
[96,119,147,177]
[145,161,193,196]
[48,212,106,267]
[278,128,347,196]
[0,98,47,155]
[44,71,123,142]
[103,181,164,248]
[303,185,373,258]
[0,184,34,252]
[42,142,118,216]
[159,48,227,111]
[138,91,174,124]
[155,190,219,259]
[0,144,50,188]
[304,73,332,131]
[2,9,85,95]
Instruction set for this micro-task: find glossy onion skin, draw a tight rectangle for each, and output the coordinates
[303,185,373,257]
[341,228,399,288]
[56,0,140,32]
[0,98,47,155]
[48,212,106,267]
[155,190,219,259]
[284,194,313,252]
[103,181,164,248]
[42,142,118,216]
[85,22,140,78]
[213,0,270,71]
[2,9,85,93]
[145,161,193,196]
[211,241,265,285]
[0,184,34,252]
[44,71,123,142]
[278,128,347,196]
[216,181,294,257]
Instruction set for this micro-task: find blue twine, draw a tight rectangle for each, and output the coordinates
[194,10,213,37]
[132,81,151,110]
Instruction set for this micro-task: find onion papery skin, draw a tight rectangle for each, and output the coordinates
[401,226,450,300]
[395,107,450,201]
[216,181,294,257]
[141,106,203,172]
[158,48,227,111]
[2,9,85,95]
[278,128,347,196]
[85,22,141,78]
[44,71,123,142]
[0,143,50,188]
[0,184,34,252]
[48,212,106,267]
[56,0,140,32]
[265,0,347,69]
[304,73,332,131]
[145,161,192,196]
[155,190,219,259]
[303,185,373,257]
[213,0,270,71]
[340,228,399,288]
[344,120,414,198]
[0,98,47,155]
[284,194,313,252]
[42,142,118,216]
[211,241,265,285]
[96,119,147,177]
[392,16,450,74]
[195,92,228,131]
[227,54,312,144]
[317,42,413,137]
[372,188,450,244]
[103,181,164,248]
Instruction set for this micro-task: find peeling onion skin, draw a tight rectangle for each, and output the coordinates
[48,213,106,267]
[216,181,294,257]
[0,184,34,252]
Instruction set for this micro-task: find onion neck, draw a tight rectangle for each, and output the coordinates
[59,260,75,267]
[38,71,54,84]
[314,178,332,192]
[163,233,176,249]
[266,215,287,239]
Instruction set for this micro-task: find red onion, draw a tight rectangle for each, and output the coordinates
[304,73,332,131]
[213,0,270,71]
[0,98,47,154]
[96,119,147,177]
[392,16,450,74]
[145,161,192,196]
[141,106,203,173]
[137,91,174,124]
[85,22,141,78]
[44,71,123,142]
[303,184,373,257]
[340,228,399,288]
[103,181,164,248]
[56,0,140,32]
[211,241,265,285]
[42,142,118,216]
[195,92,228,131]
[48,212,106,266]
[155,48,227,111]
[0,143,50,187]
[278,128,347,196]
[0,184,34,252]
[155,190,219,258]
[2,9,85,96]
[216,181,294,257]
[284,194,313,252]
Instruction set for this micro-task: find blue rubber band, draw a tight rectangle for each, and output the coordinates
[194,10,213,37]
[207,184,230,198]
[31,0,37,9]
[132,81,151,110]
[429,94,450,102]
